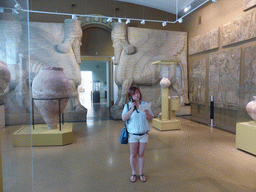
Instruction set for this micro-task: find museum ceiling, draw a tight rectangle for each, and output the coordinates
[117,0,215,19]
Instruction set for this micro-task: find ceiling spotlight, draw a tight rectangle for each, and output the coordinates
[12,9,19,14]
[162,22,167,27]
[212,0,217,2]
[118,18,122,23]
[72,14,77,19]
[126,19,130,24]
[184,5,191,13]
[107,17,112,22]
[14,2,22,10]
[141,20,145,25]
[178,18,183,23]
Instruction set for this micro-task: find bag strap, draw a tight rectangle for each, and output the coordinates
[125,103,129,129]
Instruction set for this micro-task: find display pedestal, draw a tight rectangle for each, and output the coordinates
[236,121,256,155]
[12,123,73,147]
[151,60,182,131]
[0,104,5,128]
[152,82,181,131]
[153,118,181,131]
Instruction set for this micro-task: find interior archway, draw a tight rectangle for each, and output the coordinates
[78,17,114,119]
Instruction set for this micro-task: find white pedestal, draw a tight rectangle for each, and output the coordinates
[0,105,5,128]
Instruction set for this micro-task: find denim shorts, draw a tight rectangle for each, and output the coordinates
[128,133,149,143]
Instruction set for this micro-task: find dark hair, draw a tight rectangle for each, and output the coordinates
[128,86,142,100]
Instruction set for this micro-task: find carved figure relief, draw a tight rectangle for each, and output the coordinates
[0,61,11,93]
[244,45,256,88]
[243,0,256,10]
[242,45,256,107]
[0,19,86,124]
[209,48,241,109]
[221,9,256,46]
[0,61,11,103]
[110,22,189,119]
[189,58,206,104]
[189,28,219,55]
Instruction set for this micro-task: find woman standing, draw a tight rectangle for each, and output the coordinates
[122,86,153,183]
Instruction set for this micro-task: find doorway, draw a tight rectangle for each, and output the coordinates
[78,71,93,109]
[79,57,113,119]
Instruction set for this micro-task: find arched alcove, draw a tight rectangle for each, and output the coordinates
[79,16,114,56]
[81,25,113,56]
[78,16,114,111]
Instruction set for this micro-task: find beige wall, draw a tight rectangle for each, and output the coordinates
[183,0,247,37]
[183,0,256,133]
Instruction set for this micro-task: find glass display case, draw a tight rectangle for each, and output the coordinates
[236,87,256,155]
[0,0,34,191]
[152,60,182,131]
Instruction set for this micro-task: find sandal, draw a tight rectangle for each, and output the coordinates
[139,174,147,182]
[130,175,137,183]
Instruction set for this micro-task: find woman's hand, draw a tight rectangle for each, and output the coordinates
[130,101,136,111]
[144,110,153,121]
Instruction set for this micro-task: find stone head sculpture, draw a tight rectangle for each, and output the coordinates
[111,22,136,65]
[56,19,82,64]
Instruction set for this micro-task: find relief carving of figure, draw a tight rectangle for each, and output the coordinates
[0,19,86,124]
[111,22,189,119]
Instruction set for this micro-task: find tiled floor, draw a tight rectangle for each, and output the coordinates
[1,115,256,191]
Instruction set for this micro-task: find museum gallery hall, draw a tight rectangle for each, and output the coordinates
[0,0,256,191]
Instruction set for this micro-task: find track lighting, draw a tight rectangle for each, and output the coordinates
[2,0,213,27]
[14,3,22,9]
[162,22,167,27]
[12,9,19,14]
[107,17,112,22]
[14,0,23,10]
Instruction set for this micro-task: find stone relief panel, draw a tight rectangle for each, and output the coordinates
[221,9,256,46]
[189,58,206,104]
[243,45,256,106]
[110,22,189,119]
[0,20,87,125]
[243,0,256,10]
[189,28,219,55]
[209,48,241,109]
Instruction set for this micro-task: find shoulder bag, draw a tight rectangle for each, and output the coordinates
[120,104,129,144]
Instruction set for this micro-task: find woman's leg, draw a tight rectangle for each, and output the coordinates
[138,142,147,181]
[129,142,139,174]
